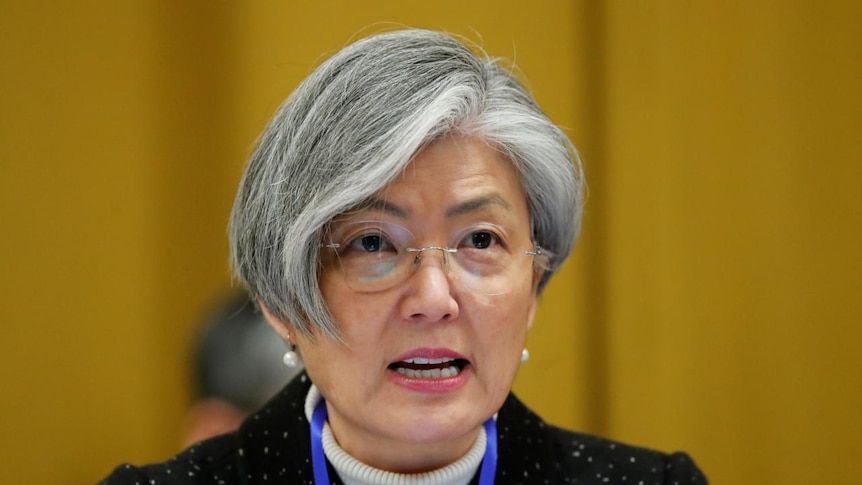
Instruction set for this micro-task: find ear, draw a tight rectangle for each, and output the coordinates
[257,300,294,342]
[525,271,543,331]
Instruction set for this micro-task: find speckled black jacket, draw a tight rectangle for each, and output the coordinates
[100,373,707,484]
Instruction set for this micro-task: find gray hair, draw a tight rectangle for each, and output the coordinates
[229,29,584,340]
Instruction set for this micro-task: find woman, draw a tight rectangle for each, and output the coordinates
[101,29,706,484]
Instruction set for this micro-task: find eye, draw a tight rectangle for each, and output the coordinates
[460,230,501,250]
[348,232,394,253]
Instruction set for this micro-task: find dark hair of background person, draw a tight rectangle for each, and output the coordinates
[183,291,302,446]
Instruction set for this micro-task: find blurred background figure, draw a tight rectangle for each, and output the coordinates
[181,291,302,447]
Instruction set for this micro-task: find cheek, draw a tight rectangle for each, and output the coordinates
[320,277,394,345]
[477,281,535,325]
[473,296,532,349]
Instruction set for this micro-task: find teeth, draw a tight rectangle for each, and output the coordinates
[396,366,460,379]
[403,357,455,365]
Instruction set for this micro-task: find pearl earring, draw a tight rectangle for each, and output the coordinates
[283,340,299,368]
[520,348,530,364]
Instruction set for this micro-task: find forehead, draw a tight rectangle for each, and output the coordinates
[368,135,530,222]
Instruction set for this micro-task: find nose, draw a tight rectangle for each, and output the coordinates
[399,249,460,323]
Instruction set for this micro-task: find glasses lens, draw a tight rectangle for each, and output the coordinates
[447,226,529,295]
[324,220,412,292]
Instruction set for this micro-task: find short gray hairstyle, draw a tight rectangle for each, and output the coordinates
[229,29,584,340]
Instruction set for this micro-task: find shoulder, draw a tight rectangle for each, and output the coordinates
[540,425,707,484]
[496,394,708,484]
[99,373,316,485]
[98,433,241,484]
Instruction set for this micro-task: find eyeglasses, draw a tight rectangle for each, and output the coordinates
[321,220,549,295]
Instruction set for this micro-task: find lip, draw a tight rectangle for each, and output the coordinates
[387,347,471,394]
[391,347,466,363]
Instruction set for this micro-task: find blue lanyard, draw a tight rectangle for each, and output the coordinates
[310,399,498,484]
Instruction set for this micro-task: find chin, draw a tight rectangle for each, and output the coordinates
[401,416,482,445]
[386,397,489,445]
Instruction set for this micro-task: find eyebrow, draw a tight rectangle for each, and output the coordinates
[445,194,511,218]
[358,198,410,218]
[358,194,511,220]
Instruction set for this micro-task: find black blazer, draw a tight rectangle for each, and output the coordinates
[100,373,707,484]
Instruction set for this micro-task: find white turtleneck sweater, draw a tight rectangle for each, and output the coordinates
[304,385,485,485]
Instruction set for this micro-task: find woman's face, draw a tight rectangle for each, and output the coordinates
[290,135,541,471]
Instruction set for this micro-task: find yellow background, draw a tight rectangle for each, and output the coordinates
[2,2,860,484]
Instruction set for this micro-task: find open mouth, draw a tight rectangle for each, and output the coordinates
[388,357,469,379]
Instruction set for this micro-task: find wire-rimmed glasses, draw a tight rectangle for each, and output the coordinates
[321,220,549,295]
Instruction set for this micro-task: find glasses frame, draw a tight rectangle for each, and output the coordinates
[320,223,548,294]
[324,242,544,262]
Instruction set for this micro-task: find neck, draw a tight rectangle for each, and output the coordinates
[322,421,487,485]
[326,404,482,473]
